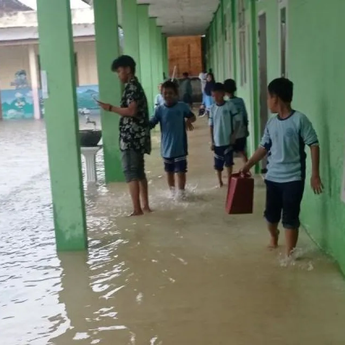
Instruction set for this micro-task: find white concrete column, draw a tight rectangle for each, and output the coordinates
[28,45,41,120]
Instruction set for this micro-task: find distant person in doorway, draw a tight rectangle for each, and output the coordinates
[96,55,152,216]
[209,83,241,187]
[224,79,249,163]
[154,83,164,110]
[150,80,196,200]
[199,69,207,102]
[202,73,216,117]
[241,78,323,256]
[180,72,193,109]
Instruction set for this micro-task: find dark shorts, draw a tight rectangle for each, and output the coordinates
[121,149,146,183]
[214,146,234,171]
[264,180,305,230]
[233,137,247,153]
[164,156,187,173]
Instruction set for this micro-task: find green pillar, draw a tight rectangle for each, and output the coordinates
[162,34,169,78]
[122,0,141,78]
[221,0,227,80]
[36,0,87,251]
[138,5,154,113]
[211,19,216,76]
[94,0,123,182]
[157,26,164,82]
[231,0,238,81]
[150,19,160,92]
[250,0,260,170]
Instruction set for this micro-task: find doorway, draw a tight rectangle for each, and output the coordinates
[258,12,268,173]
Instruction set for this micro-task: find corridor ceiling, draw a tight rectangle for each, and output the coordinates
[84,0,220,36]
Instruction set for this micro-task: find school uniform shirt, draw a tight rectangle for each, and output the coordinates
[119,77,151,154]
[208,101,240,147]
[150,102,194,158]
[228,97,249,139]
[154,93,164,108]
[260,110,319,183]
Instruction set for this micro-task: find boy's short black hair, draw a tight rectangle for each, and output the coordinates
[162,80,178,94]
[268,78,294,103]
[111,55,136,74]
[224,79,237,94]
[183,72,189,77]
[212,82,225,93]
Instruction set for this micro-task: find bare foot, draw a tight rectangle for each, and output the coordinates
[128,210,144,217]
[219,181,224,188]
[143,206,153,213]
[268,230,280,249]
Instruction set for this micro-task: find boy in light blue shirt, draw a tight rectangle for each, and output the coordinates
[209,83,241,187]
[150,80,196,198]
[224,79,249,163]
[242,78,323,257]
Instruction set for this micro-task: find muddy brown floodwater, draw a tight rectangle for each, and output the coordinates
[1,118,345,345]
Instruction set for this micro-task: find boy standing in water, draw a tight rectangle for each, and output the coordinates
[209,83,241,187]
[224,79,249,163]
[96,55,151,216]
[241,78,323,256]
[150,81,196,199]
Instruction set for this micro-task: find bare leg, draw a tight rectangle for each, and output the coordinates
[166,172,175,190]
[240,151,248,164]
[267,222,280,248]
[285,229,299,256]
[216,170,223,187]
[128,181,143,216]
[139,178,152,213]
[226,166,233,180]
[177,172,186,191]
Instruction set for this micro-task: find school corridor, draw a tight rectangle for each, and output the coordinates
[2,0,345,343]
[1,119,345,344]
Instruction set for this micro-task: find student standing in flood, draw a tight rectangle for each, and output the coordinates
[241,78,323,256]
[96,55,152,217]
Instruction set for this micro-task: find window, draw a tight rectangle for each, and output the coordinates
[279,0,288,77]
[238,0,247,85]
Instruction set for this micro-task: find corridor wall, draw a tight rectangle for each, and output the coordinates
[207,0,345,274]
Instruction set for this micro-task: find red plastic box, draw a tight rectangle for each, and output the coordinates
[226,173,254,214]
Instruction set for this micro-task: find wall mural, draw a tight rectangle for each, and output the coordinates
[0,73,100,120]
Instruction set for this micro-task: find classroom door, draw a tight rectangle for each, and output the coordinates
[258,13,268,173]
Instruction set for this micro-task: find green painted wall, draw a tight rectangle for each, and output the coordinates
[207,0,345,273]
[288,0,345,273]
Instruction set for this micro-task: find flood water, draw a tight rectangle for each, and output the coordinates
[1,118,345,345]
